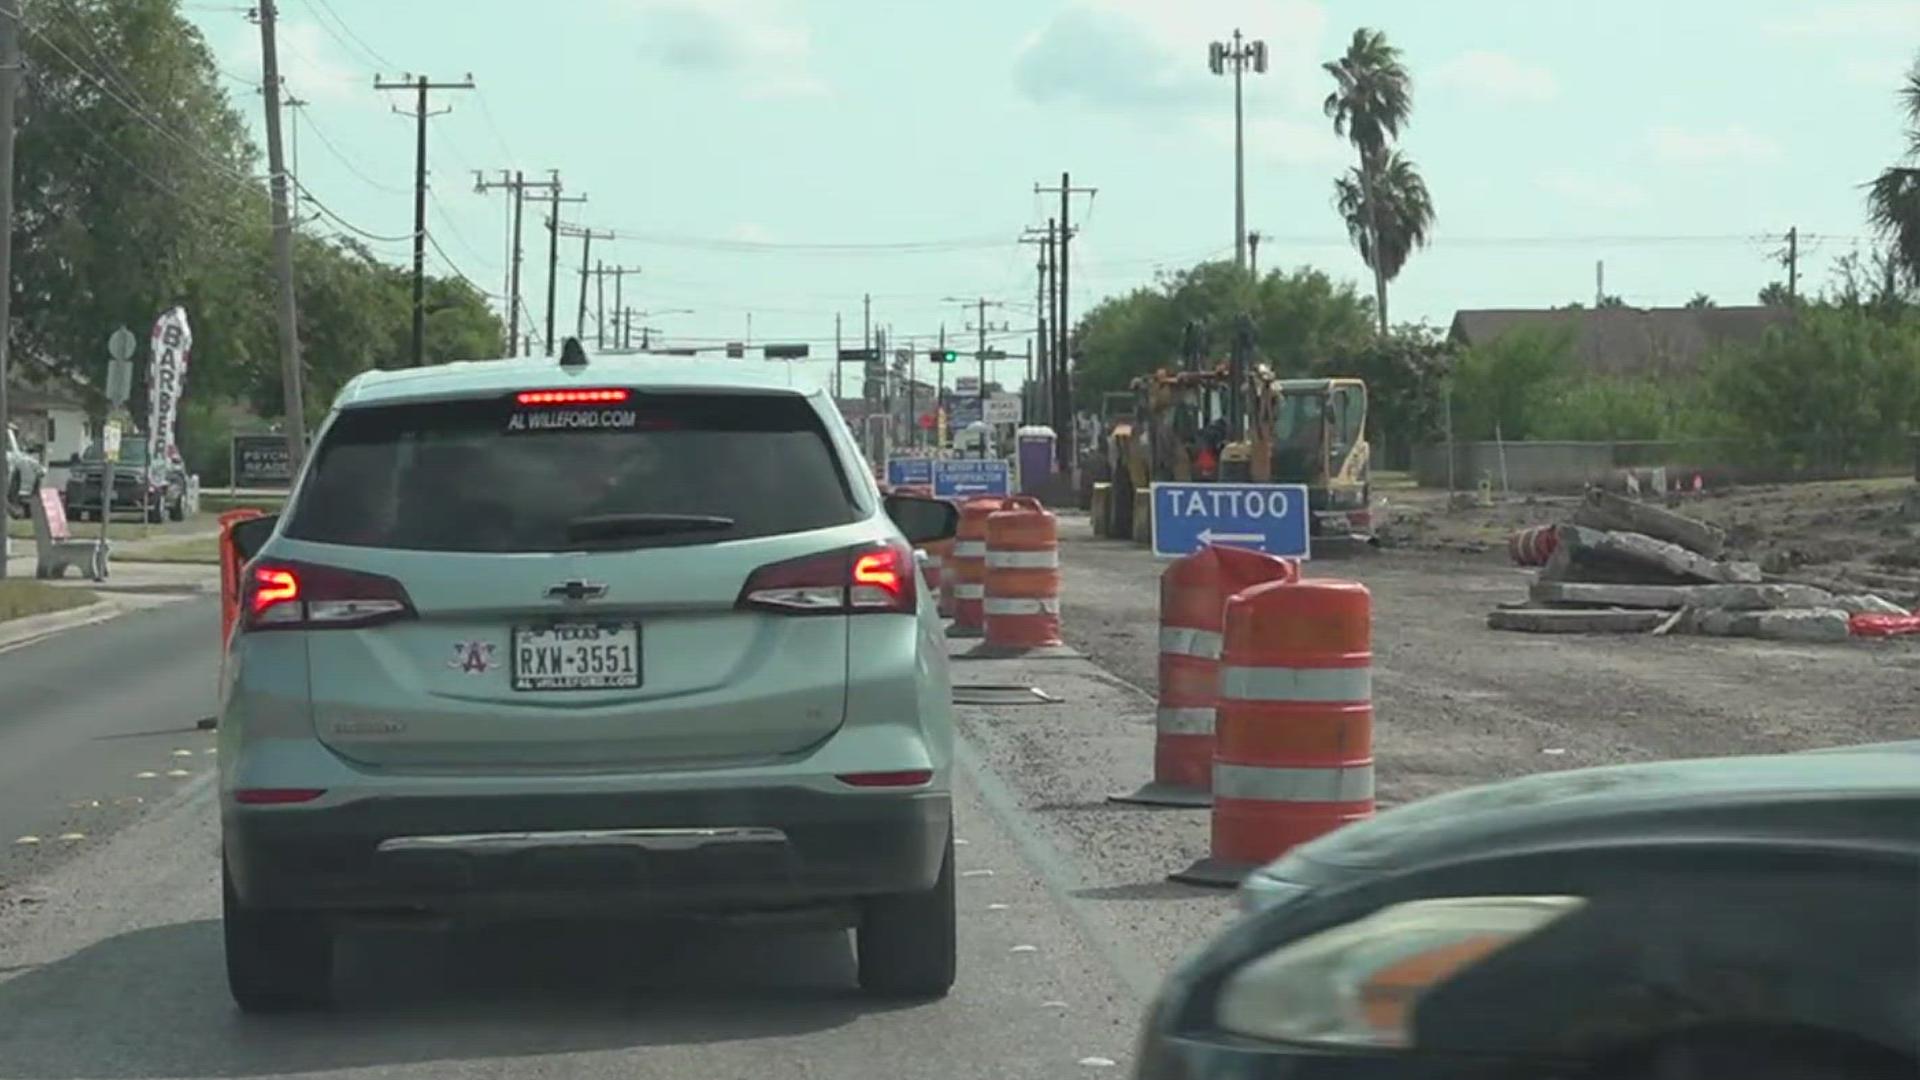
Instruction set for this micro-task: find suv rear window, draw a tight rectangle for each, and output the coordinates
[285,392,859,552]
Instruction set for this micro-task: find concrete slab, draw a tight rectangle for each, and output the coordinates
[1554,525,1760,585]
[1487,608,1667,633]
[1689,583,1836,611]
[1689,607,1852,643]
[1572,488,1726,556]
[1529,581,1694,609]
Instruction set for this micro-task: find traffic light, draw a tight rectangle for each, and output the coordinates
[929,349,958,364]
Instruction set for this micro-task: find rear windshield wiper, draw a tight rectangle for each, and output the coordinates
[565,513,737,542]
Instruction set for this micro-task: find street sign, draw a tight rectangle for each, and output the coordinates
[231,433,295,489]
[838,347,877,361]
[1150,482,1311,559]
[108,326,137,362]
[726,342,745,358]
[955,374,980,395]
[984,393,1021,425]
[763,343,809,359]
[978,348,1007,361]
[949,397,981,428]
[886,457,934,488]
[102,419,123,463]
[933,458,1012,498]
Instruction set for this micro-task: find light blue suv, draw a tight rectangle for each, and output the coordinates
[219,342,959,1011]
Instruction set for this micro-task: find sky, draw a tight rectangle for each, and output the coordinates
[191,0,1920,395]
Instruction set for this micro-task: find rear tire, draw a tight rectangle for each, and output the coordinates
[223,862,334,1013]
[856,832,956,999]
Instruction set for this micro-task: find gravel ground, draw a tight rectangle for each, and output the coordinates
[1054,512,1920,808]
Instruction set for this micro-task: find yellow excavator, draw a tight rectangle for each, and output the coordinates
[1101,318,1375,547]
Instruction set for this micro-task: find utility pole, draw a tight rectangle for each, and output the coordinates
[283,95,306,228]
[1210,30,1268,271]
[556,222,612,341]
[1248,230,1262,277]
[544,184,586,354]
[1595,260,1605,307]
[834,313,842,398]
[580,263,641,348]
[476,170,559,357]
[375,73,473,366]
[1036,175,1095,468]
[256,0,308,481]
[0,0,16,576]
[1019,224,1052,425]
[611,266,638,346]
[1788,225,1799,301]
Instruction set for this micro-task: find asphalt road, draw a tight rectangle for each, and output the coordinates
[0,601,1161,1079]
[0,598,220,890]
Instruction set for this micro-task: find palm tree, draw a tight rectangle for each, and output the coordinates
[1333,150,1432,310]
[1867,57,1920,289]
[1324,28,1424,334]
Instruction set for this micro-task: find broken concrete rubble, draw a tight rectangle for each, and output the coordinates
[1529,581,1695,609]
[1833,594,1909,616]
[1488,608,1669,634]
[1572,487,1727,557]
[1686,583,1836,611]
[1552,525,1761,585]
[1685,607,1852,644]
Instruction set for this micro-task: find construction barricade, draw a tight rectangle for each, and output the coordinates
[983,496,1061,649]
[1508,524,1558,567]
[919,537,954,616]
[1112,546,1297,808]
[1172,577,1374,887]
[950,497,1005,634]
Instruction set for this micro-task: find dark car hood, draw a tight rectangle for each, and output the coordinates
[1272,742,1920,883]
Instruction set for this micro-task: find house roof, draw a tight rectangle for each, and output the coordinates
[1447,305,1794,375]
[6,383,88,414]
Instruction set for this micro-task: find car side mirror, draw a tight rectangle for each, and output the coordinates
[884,494,958,546]
[228,514,279,562]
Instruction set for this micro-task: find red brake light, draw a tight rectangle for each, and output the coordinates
[234,788,327,805]
[836,769,933,788]
[738,541,917,615]
[515,388,630,405]
[240,560,417,631]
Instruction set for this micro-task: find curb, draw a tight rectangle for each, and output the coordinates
[0,599,126,655]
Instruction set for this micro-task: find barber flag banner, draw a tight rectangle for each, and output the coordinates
[148,306,192,465]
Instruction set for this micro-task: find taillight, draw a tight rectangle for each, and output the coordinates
[738,540,917,615]
[241,560,417,631]
[234,788,326,805]
[515,388,630,405]
[836,769,933,788]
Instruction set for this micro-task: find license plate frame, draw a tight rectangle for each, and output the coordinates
[510,622,642,692]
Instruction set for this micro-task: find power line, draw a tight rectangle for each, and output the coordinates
[425,232,500,299]
[298,105,408,194]
[297,0,391,70]
[427,187,497,271]
[294,176,415,242]
[594,228,1010,254]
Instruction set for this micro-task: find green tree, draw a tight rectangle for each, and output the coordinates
[1685,292,1716,309]
[1867,56,1920,289]
[1325,323,1451,465]
[1323,28,1430,335]
[1758,281,1796,306]
[1071,261,1372,406]
[15,0,271,407]
[1447,326,1573,440]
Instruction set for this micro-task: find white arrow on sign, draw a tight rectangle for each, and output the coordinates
[1199,528,1264,544]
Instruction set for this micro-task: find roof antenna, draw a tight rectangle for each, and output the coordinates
[559,337,588,368]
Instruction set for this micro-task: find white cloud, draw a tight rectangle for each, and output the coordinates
[1763,1,1920,38]
[1647,124,1782,165]
[1538,169,1645,211]
[219,18,370,107]
[625,0,827,100]
[1013,0,1328,115]
[1429,50,1557,104]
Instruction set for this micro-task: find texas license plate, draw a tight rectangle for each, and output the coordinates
[511,623,641,691]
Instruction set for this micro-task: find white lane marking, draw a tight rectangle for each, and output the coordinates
[171,749,193,757]
[56,833,85,843]
[1041,1000,1069,1010]
[986,903,1010,911]
[1010,944,1038,954]
[69,799,101,809]
[12,836,40,846]
[165,769,192,778]
[202,748,218,755]
[1542,747,1567,756]
[134,771,158,779]
[960,868,995,878]
[954,838,970,846]
[1078,1056,1118,1068]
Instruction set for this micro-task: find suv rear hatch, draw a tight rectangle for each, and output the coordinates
[267,387,874,770]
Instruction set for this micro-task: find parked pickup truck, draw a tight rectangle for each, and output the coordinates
[63,437,187,523]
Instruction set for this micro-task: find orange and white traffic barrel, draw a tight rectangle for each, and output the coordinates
[951,497,1005,633]
[918,537,953,613]
[1172,577,1374,886]
[1112,546,1297,808]
[983,496,1061,649]
[1508,524,1558,566]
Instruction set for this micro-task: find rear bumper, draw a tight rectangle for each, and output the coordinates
[223,785,951,916]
